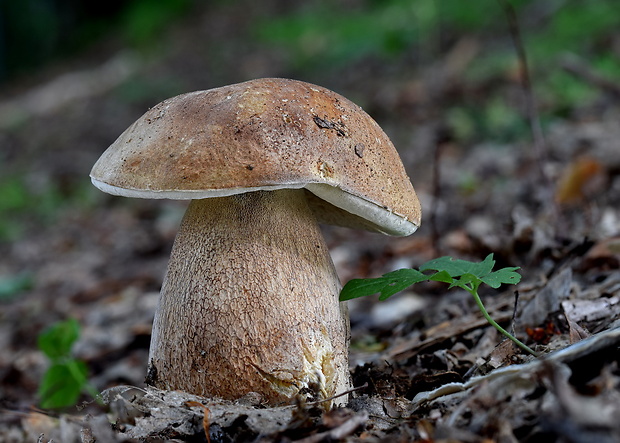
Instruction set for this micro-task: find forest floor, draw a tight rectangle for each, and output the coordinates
[1,2,620,442]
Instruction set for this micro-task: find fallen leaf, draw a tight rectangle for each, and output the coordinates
[555,155,604,205]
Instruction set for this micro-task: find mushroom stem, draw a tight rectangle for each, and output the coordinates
[147,189,351,406]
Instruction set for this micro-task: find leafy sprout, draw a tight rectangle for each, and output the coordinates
[340,254,537,356]
[37,318,99,409]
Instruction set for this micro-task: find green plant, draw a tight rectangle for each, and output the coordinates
[37,318,98,409]
[120,0,193,46]
[340,254,537,356]
[0,174,95,242]
[254,0,509,70]
[0,272,33,301]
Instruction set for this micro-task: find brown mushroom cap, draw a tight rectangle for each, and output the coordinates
[90,78,421,235]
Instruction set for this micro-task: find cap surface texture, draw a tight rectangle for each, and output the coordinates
[90,78,421,235]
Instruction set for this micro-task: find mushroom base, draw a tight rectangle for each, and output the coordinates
[147,189,351,406]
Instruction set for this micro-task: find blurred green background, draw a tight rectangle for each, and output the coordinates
[3,0,618,96]
[0,0,619,244]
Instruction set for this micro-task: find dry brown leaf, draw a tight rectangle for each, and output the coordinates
[555,155,604,205]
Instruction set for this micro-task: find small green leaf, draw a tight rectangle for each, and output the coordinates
[38,361,88,409]
[428,270,453,284]
[37,319,80,360]
[340,268,428,301]
[339,278,393,301]
[420,254,496,278]
[481,267,522,288]
[454,272,479,286]
[338,254,533,356]
[340,254,521,304]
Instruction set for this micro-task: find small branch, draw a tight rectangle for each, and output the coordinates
[430,128,449,256]
[305,382,369,408]
[511,290,520,337]
[498,0,548,174]
[561,53,620,97]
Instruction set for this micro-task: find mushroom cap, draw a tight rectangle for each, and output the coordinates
[90,78,421,235]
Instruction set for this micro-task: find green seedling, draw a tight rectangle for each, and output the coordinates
[37,318,98,409]
[340,254,537,357]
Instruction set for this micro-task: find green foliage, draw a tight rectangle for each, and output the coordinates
[0,178,28,240]
[39,361,89,410]
[120,0,193,46]
[38,319,81,360]
[446,99,529,144]
[341,254,537,356]
[0,177,32,213]
[529,2,619,60]
[341,268,427,302]
[254,0,513,69]
[0,175,94,242]
[256,0,418,68]
[37,319,95,409]
[340,254,520,301]
[421,254,521,289]
[0,273,34,301]
[256,0,620,137]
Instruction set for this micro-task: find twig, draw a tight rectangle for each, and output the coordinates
[511,290,520,338]
[498,0,560,230]
[304,382,369,407]
[429,128,446,256]
[561,53,620,97]
[498,0,548,177]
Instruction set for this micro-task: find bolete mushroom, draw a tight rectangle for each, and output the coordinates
[90,78,421,406]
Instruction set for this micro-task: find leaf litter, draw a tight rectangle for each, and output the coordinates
[1,2,620,442]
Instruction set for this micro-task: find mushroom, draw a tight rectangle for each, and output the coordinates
[90,78,421,406]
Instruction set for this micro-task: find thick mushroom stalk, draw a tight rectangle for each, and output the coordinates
[147,189,350,405]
